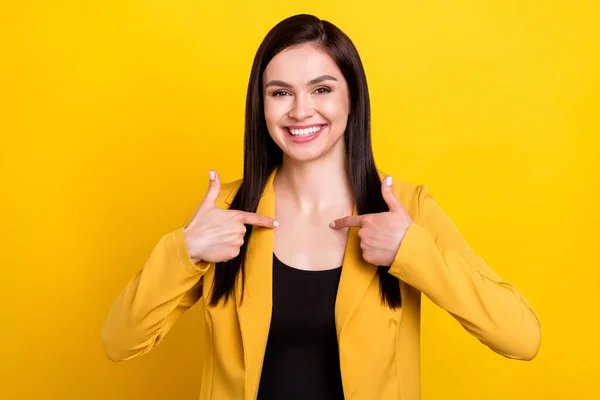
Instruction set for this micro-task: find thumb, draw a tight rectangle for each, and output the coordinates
[198,169,221,211]
[381,176,401,212]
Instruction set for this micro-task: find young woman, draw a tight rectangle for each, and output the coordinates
[102,14,541,400]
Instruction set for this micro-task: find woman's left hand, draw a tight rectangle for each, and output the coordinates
[330,176,413,267]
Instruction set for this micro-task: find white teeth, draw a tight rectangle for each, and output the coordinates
[288,125,324,136]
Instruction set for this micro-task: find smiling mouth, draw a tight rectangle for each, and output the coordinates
[284,125,326,137]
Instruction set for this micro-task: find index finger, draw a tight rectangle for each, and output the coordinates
[239,211,278,228]
[331,215,363,229]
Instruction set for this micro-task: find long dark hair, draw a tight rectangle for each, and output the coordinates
[209,14,401,309]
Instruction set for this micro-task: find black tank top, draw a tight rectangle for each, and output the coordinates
[257,253,345,400]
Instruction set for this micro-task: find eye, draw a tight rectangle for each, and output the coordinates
[272,90,290,97]
[314,87,332,94]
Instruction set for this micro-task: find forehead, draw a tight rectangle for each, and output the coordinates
[263,43,343,84]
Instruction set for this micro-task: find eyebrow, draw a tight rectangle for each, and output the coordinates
[264,75,338,89]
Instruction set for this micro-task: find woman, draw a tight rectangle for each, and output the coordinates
[101,14,541,400]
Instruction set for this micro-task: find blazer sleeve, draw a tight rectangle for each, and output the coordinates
[389,184,542,361]
[101,226,210,362]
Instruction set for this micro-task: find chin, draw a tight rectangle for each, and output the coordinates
[279,146,321,162]
[283,140,346,164]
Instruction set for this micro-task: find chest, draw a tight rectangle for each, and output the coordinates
[273,204,351,271]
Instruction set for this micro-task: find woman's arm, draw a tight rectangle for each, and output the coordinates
[101,226,209,361]
[389,185,541,360]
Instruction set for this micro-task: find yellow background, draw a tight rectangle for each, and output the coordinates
[2,1,598,399]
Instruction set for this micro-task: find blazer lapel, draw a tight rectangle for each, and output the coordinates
[334,204,379,339]
[235,169,276,400]
[231,168,381,399]
[336,170,391,338]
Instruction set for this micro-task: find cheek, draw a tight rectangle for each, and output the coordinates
[263,99,276,125]
[264,99,288,126]
[318,94,349,126]
[263,100,290,143]
[321,91,348,115]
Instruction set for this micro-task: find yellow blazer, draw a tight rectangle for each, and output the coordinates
[101,169,541,400]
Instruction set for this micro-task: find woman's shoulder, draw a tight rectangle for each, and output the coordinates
[375,170,437,224]
[376,169,426,200]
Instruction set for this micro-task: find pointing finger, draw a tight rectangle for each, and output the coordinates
[239,211,279,228]
[330,215,363,229]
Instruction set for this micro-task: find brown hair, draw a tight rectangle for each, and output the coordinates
[210,14,401,309]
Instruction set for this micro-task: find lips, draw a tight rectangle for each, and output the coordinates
[284,124,326,137]
[283,124,327,143]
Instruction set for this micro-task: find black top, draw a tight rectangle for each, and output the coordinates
[257,253,345,400]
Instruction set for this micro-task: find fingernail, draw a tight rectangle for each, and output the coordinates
[330,221,336,228]
[273,220,279,227]
[385,176,392,186]
[209,170,215,181]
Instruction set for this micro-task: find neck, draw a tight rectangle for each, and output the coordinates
[274,144,354,214]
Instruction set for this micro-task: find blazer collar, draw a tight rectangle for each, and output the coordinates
[233,167,379,400]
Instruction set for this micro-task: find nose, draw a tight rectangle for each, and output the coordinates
[288,93,314,120]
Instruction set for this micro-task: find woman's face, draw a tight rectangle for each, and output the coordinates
[262,43,350,163]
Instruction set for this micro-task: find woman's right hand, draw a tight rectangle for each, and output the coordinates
[183,170,278,264]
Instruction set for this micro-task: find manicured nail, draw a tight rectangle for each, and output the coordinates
[330,221,336,228]
[209,170,215,180]
[385,176,392,186]
[273,220,279,227]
